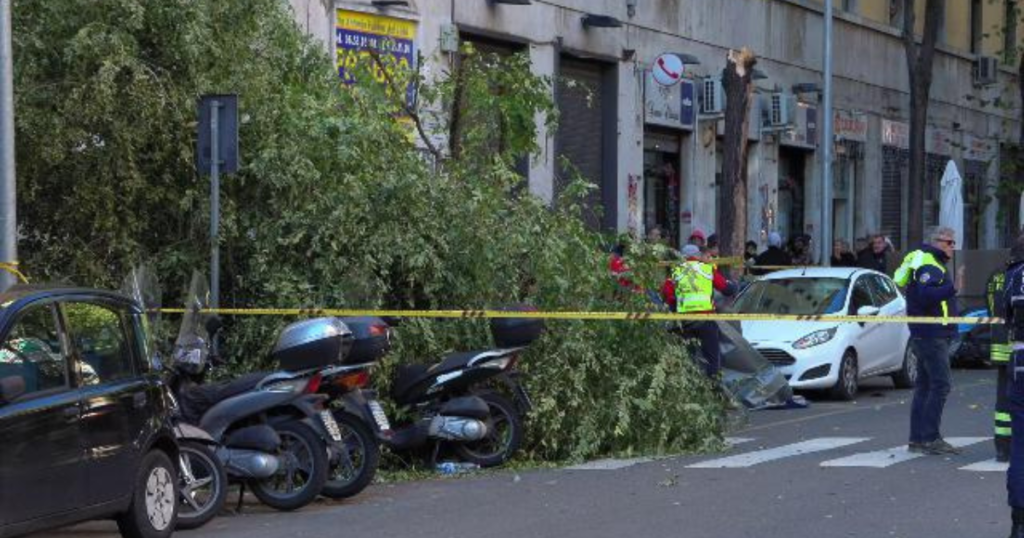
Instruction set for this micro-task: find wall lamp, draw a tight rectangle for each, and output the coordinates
[582,14,623,28]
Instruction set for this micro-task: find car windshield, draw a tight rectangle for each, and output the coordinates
[731,277,849,316]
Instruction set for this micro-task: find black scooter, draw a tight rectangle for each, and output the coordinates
[373,314,543,467]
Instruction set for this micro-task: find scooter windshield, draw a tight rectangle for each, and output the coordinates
[120,264,163,366]
[173,271,212,371]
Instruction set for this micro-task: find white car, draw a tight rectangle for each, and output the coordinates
[730,267,917,400]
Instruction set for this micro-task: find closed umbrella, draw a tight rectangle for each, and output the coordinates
[939,160,964,247]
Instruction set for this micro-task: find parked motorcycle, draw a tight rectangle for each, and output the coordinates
[373,314,544,467]
[166,273,344,512]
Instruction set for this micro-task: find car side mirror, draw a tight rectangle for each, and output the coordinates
[856,306,881,317]
[0,376,26,405]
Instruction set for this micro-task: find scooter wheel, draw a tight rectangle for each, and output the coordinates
[250,421,328,511]
[176,441,228,530]
[320,411,381,499]
[454,391,523,468]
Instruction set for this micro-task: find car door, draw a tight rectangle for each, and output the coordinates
[0,302,84,525]
[61,301,149,505]
[849,275,886,375]
[867,274,906,371]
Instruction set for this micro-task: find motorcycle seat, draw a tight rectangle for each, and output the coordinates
[179,372,270,423]
[391,349,513,403]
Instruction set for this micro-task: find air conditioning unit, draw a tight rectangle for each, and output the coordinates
[699,77,725,116]
[973,56,998,87]
[765,92,797,128]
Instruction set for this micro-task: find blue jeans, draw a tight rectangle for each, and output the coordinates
[909,337,952,444]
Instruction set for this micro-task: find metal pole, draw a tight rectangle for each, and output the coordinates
[821,0,834,266]
[210,100,220,309]
[0,0,16,290]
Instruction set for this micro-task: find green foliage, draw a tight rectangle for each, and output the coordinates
[12,0,721,461]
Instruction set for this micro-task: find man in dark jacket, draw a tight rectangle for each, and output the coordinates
[894,226,964,456]
[752,232,791,275]
[858,233,899,276]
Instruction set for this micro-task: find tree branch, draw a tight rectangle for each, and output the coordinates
[368,51,443,163]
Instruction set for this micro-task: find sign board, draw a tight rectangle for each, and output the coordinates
[652,53,684,87]
[834,110,868,143]
[197,94,239,174]
[963,134,997,162]
[644,73,695,130]
[336,10,417,105]
[881,119,953,156]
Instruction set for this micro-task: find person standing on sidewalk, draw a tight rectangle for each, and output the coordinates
[989,266,1014,462]
[894,226,964,456]
[1001,235,1024,538]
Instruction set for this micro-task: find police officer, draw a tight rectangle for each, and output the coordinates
[662,244,736,378]
[1001,235,1024,538]
[990,268,1014,462]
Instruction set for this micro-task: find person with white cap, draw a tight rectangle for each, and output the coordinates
[752,232,792,276]
[661,244,737,378]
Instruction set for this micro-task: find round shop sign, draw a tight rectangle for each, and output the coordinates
[652,53,684,87]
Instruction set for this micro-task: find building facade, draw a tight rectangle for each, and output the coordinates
[290,0,1023,259]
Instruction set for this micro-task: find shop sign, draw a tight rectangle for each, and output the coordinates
[336,10,417,106]
[927,128,953,156]
[834,110,868,143]
[652,53,685,87]
[881,119,953,156]
[882,119,909,149]
[645,72,694,130]
[963,134,997,162]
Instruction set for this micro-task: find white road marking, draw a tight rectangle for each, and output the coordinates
[566,457,654,471]
[686,437,870,469]
[724,437,756,447]
[960,459,1010,472]
[820,437,990,468]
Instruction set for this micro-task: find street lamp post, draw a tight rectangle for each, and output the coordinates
[0,0,16,290]
[821,0,834,266]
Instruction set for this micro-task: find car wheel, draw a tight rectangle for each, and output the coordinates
[891,344,918,389]
[117,449,178,538]
[829,351,859,401]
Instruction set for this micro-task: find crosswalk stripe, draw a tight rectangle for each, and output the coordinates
[820,437,990,468]
[960,459,1010,472]
[686,437,870,469]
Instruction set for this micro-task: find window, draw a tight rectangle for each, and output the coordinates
[971,0,984,54]
[849,278,877,313]
[843,0,858,15]
[63,303,134,386]
[731,278,850,315]
[1006,0,1019,65]
[868,275,899,305]
[0,304,68,400]
[890,0,904,28]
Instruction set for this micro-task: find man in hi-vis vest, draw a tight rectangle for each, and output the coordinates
[894,226,964,456]
[989,268,1013,462]
[661,244,736,378]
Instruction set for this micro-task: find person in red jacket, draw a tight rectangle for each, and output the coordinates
[609,242,641,292]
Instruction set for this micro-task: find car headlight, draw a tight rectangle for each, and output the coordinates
[793,328,838,350]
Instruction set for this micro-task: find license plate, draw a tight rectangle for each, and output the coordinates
[320,410,343,442]
[367,400,392,432]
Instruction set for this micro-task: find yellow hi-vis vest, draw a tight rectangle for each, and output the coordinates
[894,249,950,320]
[672,261,715,313]
[988,272,1011,363]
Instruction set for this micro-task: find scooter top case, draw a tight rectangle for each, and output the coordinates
[391,348,520,405]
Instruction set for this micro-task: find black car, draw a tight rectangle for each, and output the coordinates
[0,286,179,538]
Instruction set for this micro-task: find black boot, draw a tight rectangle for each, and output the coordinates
[1010,508,1024,538]
[998,439,1012,463]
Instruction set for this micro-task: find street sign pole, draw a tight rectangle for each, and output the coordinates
[821,0,834,266]
[210,100,220,309]
[0,0,16,290]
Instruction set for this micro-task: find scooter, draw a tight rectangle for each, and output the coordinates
[373,314,543,467]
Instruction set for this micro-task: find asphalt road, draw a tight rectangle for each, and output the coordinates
[47,368,1011,538]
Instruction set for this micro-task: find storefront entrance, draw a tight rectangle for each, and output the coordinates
[643,131,683,247]
[778,147,808,243]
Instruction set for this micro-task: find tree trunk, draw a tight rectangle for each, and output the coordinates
[719,48,757,258]
[902,0,945,246]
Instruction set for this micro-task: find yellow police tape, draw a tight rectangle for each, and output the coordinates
[0,262,29,284]
[156,307,1003,326]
